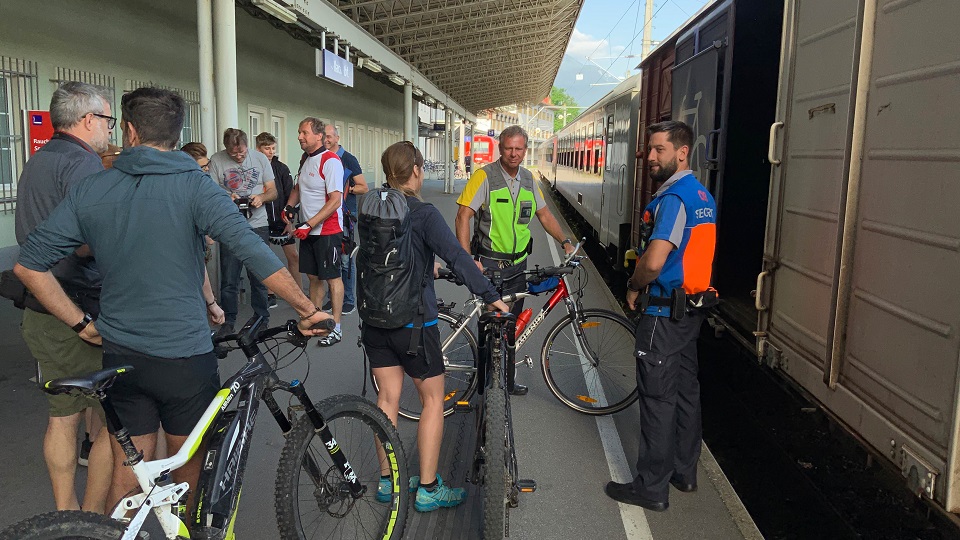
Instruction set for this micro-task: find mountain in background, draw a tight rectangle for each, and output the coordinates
[551,54,635,118]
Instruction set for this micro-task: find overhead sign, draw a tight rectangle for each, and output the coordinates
[318,49,354,88]
[487,129,495,137]
[433,123,446,132]
[27,110,53,156]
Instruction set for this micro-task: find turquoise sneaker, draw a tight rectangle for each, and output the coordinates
[414,475,467,512]
[377,477,393,503]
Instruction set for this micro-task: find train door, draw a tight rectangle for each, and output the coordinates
[671,1,731,197]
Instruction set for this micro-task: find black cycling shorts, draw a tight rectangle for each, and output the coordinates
[102,342,221,437]
[300,233,342,279]
[362,324,444,380]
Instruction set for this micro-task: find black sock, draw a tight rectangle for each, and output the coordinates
[420,478,438,492]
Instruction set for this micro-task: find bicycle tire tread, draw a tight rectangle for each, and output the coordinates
[0,510,148,539]
[274,394,410,540]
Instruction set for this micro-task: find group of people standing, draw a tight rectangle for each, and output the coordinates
[11,80,718,526]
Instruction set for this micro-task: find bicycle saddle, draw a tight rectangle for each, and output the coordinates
[42,365,134,395]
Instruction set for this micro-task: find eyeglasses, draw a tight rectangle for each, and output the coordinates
[89,113,116,129]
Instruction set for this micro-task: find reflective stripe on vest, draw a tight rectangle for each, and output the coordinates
[475,164,536,263]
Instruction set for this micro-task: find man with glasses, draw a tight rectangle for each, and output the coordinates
[208,128,277,336]
[13,81,114,513]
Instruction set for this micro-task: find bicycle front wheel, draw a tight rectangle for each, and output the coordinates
[275,395,410,540]
[0,510,148,539]
[482,333,509,540]
[541,309,639,415]
[370,311,479,421]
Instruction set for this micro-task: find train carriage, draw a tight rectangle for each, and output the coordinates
[538,0,960,516]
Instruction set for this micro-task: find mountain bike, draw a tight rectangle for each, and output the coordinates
[472,311,533,539]
[371,242,639,419]
[3,316,410,540]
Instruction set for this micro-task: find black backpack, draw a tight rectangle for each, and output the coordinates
[356,188,430,352]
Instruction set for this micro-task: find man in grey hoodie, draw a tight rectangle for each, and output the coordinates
[15,87,332,509]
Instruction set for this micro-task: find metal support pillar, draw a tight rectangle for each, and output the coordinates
[404,82,415,142]
[444,111,454,193]
[198,0,216,149]
[213,0,238,146]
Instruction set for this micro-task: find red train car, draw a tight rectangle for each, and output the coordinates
[470,135,496,166]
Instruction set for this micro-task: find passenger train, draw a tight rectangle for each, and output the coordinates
[538,0,960,516]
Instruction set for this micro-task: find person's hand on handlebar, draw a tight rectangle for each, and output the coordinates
[207,301,225,325]
[488,300,510,312]
[297,308,334,336]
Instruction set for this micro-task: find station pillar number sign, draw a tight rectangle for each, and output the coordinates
[487,129,495,137]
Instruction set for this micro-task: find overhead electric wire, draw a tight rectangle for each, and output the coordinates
[572,0,671,107]
[568,0,640,87]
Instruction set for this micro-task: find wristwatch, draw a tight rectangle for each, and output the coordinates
[72,312,93,333]
[626,279,642,293]
[561,238,572,247]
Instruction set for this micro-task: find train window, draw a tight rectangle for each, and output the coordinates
[605,114,614,172]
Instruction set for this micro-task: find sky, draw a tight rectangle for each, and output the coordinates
[555,0,714,109]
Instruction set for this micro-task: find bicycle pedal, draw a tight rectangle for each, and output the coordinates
[516,479,537,493]
[523,355,534,369]
[454,400,472,413]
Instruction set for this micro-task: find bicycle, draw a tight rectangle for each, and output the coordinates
[371,241,639,419]
[3,316,410,540]
[473,310,532,539]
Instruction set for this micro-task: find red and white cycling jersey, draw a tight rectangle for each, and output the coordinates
[297,148,344,235]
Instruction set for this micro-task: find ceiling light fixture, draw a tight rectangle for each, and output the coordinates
[412,87,424,97]
[387,74,405,85]
[365,60,383,73]
[252,0,298,24]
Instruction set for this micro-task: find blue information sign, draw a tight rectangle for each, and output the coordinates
[321,49,354,87]
[487,129,495,137]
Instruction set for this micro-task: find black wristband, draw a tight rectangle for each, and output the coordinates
[72,312,93,333]
[626,280,642,293]
[299,306,321,321]
[561,238,572,247]
[206,299,216,307]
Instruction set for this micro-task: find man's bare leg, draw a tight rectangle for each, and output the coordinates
[166,433,202,511]
[44,413,82,510]
[308,274,325,310]
[81,425,113,513]
[328,277,344,325]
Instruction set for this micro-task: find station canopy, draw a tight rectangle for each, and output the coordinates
[330,0,584,113]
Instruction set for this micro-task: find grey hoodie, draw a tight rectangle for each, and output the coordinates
[18,145,283,358]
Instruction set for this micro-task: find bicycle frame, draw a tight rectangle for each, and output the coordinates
[101,319,377,540]
[441,273,581,355]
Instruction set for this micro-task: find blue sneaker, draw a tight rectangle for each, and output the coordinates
[414,475,466,512]
[377,477,393,503]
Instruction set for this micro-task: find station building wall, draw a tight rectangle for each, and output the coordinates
[0,0,405,262]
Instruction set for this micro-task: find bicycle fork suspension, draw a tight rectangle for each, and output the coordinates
[286,379,366,499]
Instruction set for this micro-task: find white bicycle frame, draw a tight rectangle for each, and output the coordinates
[111,388,233,540]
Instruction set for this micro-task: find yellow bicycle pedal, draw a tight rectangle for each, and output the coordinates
[454,400,472,413]
[517,479,537,493]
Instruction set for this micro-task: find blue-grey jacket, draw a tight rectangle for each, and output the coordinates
[18,145,283,358]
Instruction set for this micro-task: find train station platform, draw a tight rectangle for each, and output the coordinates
[0,176,761,539]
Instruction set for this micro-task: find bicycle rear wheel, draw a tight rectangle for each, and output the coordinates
[0,510,149,539]
[540,309,639,415]
[370,311,478,421]
[275,395,410,540]
[482,332,509,540]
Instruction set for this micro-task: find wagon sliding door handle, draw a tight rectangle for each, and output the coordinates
[754,270,770,311]
[768,121,784,165]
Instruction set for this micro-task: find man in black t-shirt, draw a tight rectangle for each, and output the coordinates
[322,124,367,314]
[257,132,300,302]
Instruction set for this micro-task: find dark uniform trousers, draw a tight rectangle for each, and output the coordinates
[632,309,705,502]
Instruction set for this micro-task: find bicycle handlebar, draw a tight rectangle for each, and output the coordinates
[213,317,335,358]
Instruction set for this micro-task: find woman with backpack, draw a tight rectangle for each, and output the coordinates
[362,141,509,512]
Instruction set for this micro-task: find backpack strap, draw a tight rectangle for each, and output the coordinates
[404,198,432,360]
